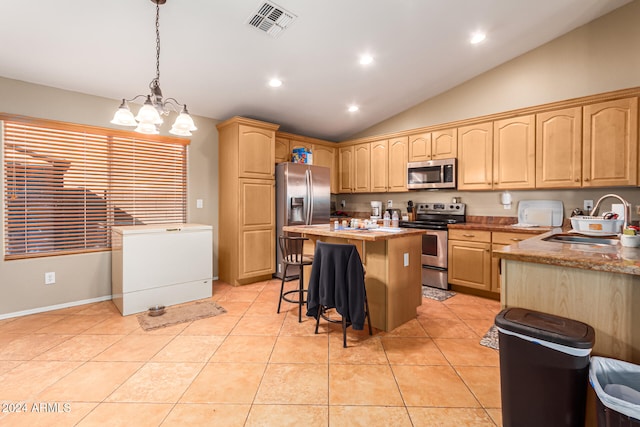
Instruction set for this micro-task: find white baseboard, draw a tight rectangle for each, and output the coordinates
[0,295,113,320]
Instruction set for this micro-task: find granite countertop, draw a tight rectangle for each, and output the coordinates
[448,215,556,234]
[282,224,425,242]
[493,227,640,276]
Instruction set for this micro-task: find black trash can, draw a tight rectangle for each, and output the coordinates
[590,356,640,426]
[495,307,595,427]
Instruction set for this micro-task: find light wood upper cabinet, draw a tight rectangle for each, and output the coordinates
[239,124,275,179]
[457,122,493,190]
[583,97,638,187]
[338,146,354,193]
[312,144,338,194]
[354,143,371,193]
[408,133,432,162]
[274,136,290,164]
[370,140,389,192]
[388,136,408,192]
[408,129,456,162]
[535,107,583,188]
[432,128,457,159]
[289,139,312,153]
[493,115,535,189]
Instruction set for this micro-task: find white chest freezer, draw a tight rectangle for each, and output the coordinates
[111,223,213,315]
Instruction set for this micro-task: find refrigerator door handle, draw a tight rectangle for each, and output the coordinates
[305,169,314,225]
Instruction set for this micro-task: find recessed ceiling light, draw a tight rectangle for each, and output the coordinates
[348,105,359,113]
[359,54,373,65]
[268,78,282,87]
[470,32,486,44]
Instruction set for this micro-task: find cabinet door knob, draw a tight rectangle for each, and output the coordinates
[575,178,580,182]
[463,234,475,237]
[584,177,590,181]
[510,238,523,242]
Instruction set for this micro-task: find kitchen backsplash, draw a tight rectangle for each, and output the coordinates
[333,188,640,221]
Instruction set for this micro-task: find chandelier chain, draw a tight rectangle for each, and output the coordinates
[155,2,160,82]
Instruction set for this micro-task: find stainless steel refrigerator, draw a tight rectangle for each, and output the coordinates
[275,162,330,279]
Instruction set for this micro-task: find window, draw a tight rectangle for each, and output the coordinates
[2,115,188,260]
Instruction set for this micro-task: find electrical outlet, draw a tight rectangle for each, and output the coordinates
[636,205,640,215]
[403,253,409,267]
[387,200,393,208]
[584,200,593,212]
[340,200,346,208]
[196,199,203,209]
[45,272,55,285]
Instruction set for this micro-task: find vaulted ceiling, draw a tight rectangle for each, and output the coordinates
[0,0,630,140]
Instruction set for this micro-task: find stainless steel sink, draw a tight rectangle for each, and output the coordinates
[542,234,619,246]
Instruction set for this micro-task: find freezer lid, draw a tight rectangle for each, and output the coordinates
[112,223,212,235]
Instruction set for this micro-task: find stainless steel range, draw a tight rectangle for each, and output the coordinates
[399,202,466,290]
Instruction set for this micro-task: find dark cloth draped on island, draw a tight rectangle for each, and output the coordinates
[306,241,366,330]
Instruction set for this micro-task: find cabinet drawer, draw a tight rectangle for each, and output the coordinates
[448,229,491,243]
[492,232,532,245]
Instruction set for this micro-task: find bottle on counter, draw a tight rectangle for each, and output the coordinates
[383,211,391,228]
[391,211,399,228]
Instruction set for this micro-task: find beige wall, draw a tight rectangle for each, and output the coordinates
[0,76,219,317]
[350,0,640,139]
[338,1,640,220]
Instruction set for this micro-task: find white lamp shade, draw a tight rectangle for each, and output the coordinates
[169,126,192,136]
[111,106,137,126]
[134,122,159,135]
[172,112,197,131]
[135,104,163,125]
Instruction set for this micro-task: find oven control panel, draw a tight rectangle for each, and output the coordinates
[415,203,465,215]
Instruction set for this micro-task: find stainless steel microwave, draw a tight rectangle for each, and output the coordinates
[407,158,456,190]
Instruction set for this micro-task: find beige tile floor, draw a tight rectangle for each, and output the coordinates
[0,279,502,426]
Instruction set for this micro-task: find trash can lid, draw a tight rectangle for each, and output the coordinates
[495,307,595,349]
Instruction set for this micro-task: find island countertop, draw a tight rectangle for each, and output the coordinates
[493,227,640,276]
[282,224,425,241]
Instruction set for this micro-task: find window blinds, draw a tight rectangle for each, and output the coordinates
[2,115,188,260]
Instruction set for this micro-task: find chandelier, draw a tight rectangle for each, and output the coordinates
[111,0,197,136]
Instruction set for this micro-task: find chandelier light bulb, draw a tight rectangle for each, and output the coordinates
[110,0,196,136]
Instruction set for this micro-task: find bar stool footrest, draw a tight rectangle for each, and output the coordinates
[281,289,308,305]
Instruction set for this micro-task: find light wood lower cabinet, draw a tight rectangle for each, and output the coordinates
[448,230,492,291]
[449,229,532,294]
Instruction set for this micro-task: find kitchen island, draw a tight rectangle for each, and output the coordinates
[282,224,424,332]
[493,228,640,364]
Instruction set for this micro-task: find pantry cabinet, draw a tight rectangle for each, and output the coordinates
[583,97,638,187]
[388,136,409,192]
[218,117,279,285]
[370,139,388,192]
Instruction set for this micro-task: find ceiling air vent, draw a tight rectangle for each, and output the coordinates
[247,1,297,38]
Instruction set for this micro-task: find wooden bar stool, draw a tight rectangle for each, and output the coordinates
[277,235,313,322]
[306,241,372,347]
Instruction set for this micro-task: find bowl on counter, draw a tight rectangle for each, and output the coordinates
[620,234,640,248]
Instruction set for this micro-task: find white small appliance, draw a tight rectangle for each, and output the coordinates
[371,201,383,220]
